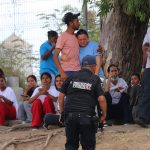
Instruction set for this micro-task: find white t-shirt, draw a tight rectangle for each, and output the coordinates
[53,90,60,114]
[0,87,18,111]
[31,85,59,112]
[143,27,150,68]
[106,78,128,104]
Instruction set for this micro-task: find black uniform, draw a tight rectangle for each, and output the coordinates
[61,68,104,150]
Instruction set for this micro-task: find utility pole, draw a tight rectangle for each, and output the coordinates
[82,1,88,31]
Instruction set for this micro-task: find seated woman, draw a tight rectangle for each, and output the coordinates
[29,72,58,128]
[44,75,64,129]
[0,74,18,126]
[18,75,38,124]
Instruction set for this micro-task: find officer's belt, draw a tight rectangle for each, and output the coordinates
[67,113,95,118]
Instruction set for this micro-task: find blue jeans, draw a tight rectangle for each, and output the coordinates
[18,101,32,122]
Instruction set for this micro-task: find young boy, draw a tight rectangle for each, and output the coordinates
[128,73,141,121]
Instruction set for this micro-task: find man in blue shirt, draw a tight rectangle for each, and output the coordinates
[40,31,58,83]
[76,29,105,81]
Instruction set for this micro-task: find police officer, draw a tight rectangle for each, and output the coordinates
[59,55,107,150]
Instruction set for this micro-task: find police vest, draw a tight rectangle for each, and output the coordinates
[65,69,100,115]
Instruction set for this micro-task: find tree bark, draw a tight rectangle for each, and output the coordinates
[100,4,149,83]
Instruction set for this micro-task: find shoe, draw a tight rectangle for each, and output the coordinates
[43,123,48,130]
[123,123,128,126]
[32,128,38,131]
[103,122,112,127]
[135,118,149,128]
[21,121,26,124]
[32,127,39,131]
[26,120,31,123]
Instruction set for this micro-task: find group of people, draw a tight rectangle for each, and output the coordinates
[0,11,150,150]
[0,71,63,127]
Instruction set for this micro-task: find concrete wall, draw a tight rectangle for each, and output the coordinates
[6,76,23,101]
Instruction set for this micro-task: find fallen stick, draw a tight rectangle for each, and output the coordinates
[1,136,47,150]
[14,136,46,144]
[1,138,15,150]
[8,123,32,132]
[42,128,64,150]
[0,126,11,133]
[42,134,51,150]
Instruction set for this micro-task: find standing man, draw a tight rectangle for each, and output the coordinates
[136,27,150,128]
[59,55,107,150]
[76,29,105,80]
[40,30,58,84]
[53,12,81,81]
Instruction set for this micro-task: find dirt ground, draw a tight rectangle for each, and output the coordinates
[0,122,150,150]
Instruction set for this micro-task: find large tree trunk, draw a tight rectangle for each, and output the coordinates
[100,3,149,83]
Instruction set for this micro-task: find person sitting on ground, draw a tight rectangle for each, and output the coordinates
[29,72,58,128]
[43,74,64,129]
[104,64,131,124]
[128,73,141,108]
[128,73,141,122]
[53,74,63,114]
[18,75,38,124]
[0,74,18,126]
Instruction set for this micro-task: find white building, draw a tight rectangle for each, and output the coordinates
[0,33,33,79]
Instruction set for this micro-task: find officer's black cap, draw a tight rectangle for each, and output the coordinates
[82,55,96,67]
[62,12,80,25]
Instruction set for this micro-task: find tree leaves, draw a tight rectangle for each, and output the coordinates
[86,0,150,21]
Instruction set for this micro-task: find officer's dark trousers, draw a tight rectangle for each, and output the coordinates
[138,68,150,123]
[104,92,132,123]
[65,114,96,150]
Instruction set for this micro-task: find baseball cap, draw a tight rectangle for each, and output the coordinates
[82,55,96,67]
[62,12,80,24]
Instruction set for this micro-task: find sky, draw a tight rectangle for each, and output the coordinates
[0,0,83,52]
[0,0,83,75]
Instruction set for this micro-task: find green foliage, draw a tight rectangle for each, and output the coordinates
[37,4,101,42]
[36,5,79,33]
[125,0,150,21]
[84,0,113,17]
[80,10,100,41]
[86,0,150,21]
[0,44,36,87]
[97,0,113,17]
